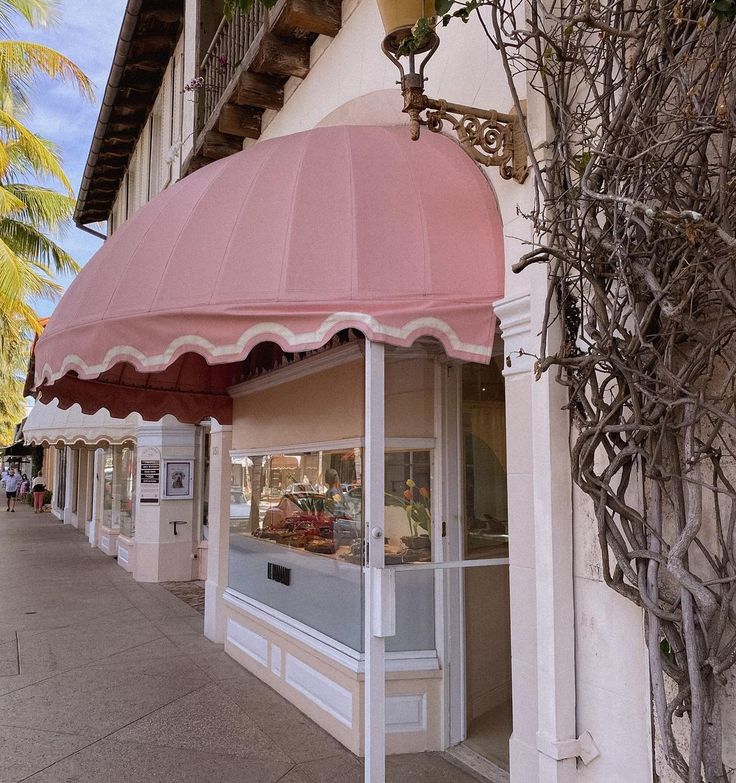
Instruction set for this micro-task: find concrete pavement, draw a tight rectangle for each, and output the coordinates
[0,504,477,782]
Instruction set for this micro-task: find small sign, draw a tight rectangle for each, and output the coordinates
[140,459,160,504]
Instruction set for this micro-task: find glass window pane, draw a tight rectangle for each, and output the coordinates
[228,449,364,651]
[228,445,436,653]
[103,448,113,526]
[56,447,67,509]
[463,359,508,559]
[119,444,136,537]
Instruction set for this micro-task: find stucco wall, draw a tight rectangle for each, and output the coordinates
[231,353,435,451]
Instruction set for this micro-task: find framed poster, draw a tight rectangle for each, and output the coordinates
[163,460,194,500]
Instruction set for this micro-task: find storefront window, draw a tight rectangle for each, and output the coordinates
[228,446,435,652]
[102,448,113,527]
[383,450,432,564]
[463,359,508,558]
[119,444,136,537]
[71,449,80,514]
[56,447,67,510]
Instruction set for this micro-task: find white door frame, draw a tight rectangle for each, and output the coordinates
[362,353,510,781]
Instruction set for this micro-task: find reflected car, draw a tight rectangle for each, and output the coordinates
[230,489,251,519]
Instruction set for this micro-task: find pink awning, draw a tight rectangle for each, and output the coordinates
[35,125,505,424]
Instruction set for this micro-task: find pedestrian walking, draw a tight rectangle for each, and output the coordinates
[19,473,29,500]
[5,469,22,512]
[32,473,46,513]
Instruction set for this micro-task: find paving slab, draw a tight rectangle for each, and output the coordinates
[0,503,481,783]
[0,655,210,738]
[217,675,349,763]
[0,725,94,783]
[23,738,294,783]
[111,683,293,764]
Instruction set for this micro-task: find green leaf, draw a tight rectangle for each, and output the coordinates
[710,0,736,16]
[435,0,454,13]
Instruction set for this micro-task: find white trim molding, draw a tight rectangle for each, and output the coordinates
[494,293,534,376]
[223,589,440,674]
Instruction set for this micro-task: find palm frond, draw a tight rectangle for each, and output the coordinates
[0,109,71,190]
[0,1,56,37]
[0,181,25,213]
[2,183,73,230]
[0,39,92,104]
[1,217,78,273]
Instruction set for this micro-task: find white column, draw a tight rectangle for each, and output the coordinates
[531,350,577,783]
[496,288,583,783]
[364,340,389,783]
[63,446,75,525]
[204,421,232,643]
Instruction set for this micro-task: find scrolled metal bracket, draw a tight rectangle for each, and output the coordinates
[401,79,529,183]
[381,30,528,184]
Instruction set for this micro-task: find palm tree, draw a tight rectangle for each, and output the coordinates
[0,0,92,443]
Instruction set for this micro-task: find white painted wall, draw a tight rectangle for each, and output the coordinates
[109,35,188,231]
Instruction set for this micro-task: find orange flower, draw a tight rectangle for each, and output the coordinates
[419,487,429,498]
[403,489,412,500]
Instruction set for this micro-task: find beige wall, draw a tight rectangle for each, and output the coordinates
[232,353,436,451]
[232,359,364,450]
[465,565,512,721]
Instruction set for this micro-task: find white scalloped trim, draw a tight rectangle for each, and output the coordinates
[38,311,493,384]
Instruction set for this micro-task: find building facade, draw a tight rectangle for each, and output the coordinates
[31,1,690,782]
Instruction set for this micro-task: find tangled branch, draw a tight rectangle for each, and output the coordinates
[451,1,736,780]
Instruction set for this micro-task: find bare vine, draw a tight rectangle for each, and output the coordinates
[439,1,736,780]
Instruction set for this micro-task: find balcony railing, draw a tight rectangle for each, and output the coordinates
[198,4,267,130]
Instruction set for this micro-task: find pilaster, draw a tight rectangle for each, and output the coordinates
[204,421,232,643]
[63,446,75,525]
[133,419,198,583]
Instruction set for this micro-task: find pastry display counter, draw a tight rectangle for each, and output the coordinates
[228,446,436,652]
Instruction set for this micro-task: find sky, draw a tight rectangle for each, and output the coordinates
[19,0,128,316]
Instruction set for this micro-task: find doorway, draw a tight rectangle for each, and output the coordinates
[461,359,512,771]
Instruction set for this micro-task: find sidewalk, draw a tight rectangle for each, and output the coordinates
[0,505,478,783]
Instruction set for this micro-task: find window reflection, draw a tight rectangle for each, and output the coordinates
[103,448,113,526]
[231,449,362,559]
[463,359,508,558]
[120,443,136,537]
[229,448,433,565]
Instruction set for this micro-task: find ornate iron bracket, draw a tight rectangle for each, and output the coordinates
[381,32,528,184]
[401,74,529,183]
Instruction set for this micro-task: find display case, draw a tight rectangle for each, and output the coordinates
[228,445,435,652]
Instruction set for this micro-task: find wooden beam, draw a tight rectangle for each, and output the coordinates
[138,9,183,26]
[252,33,310,80]
[274,0,341,38]
[128,36,177,56]
[217,104,262,139]
[202,130,243,161]
[235,72,284,111]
